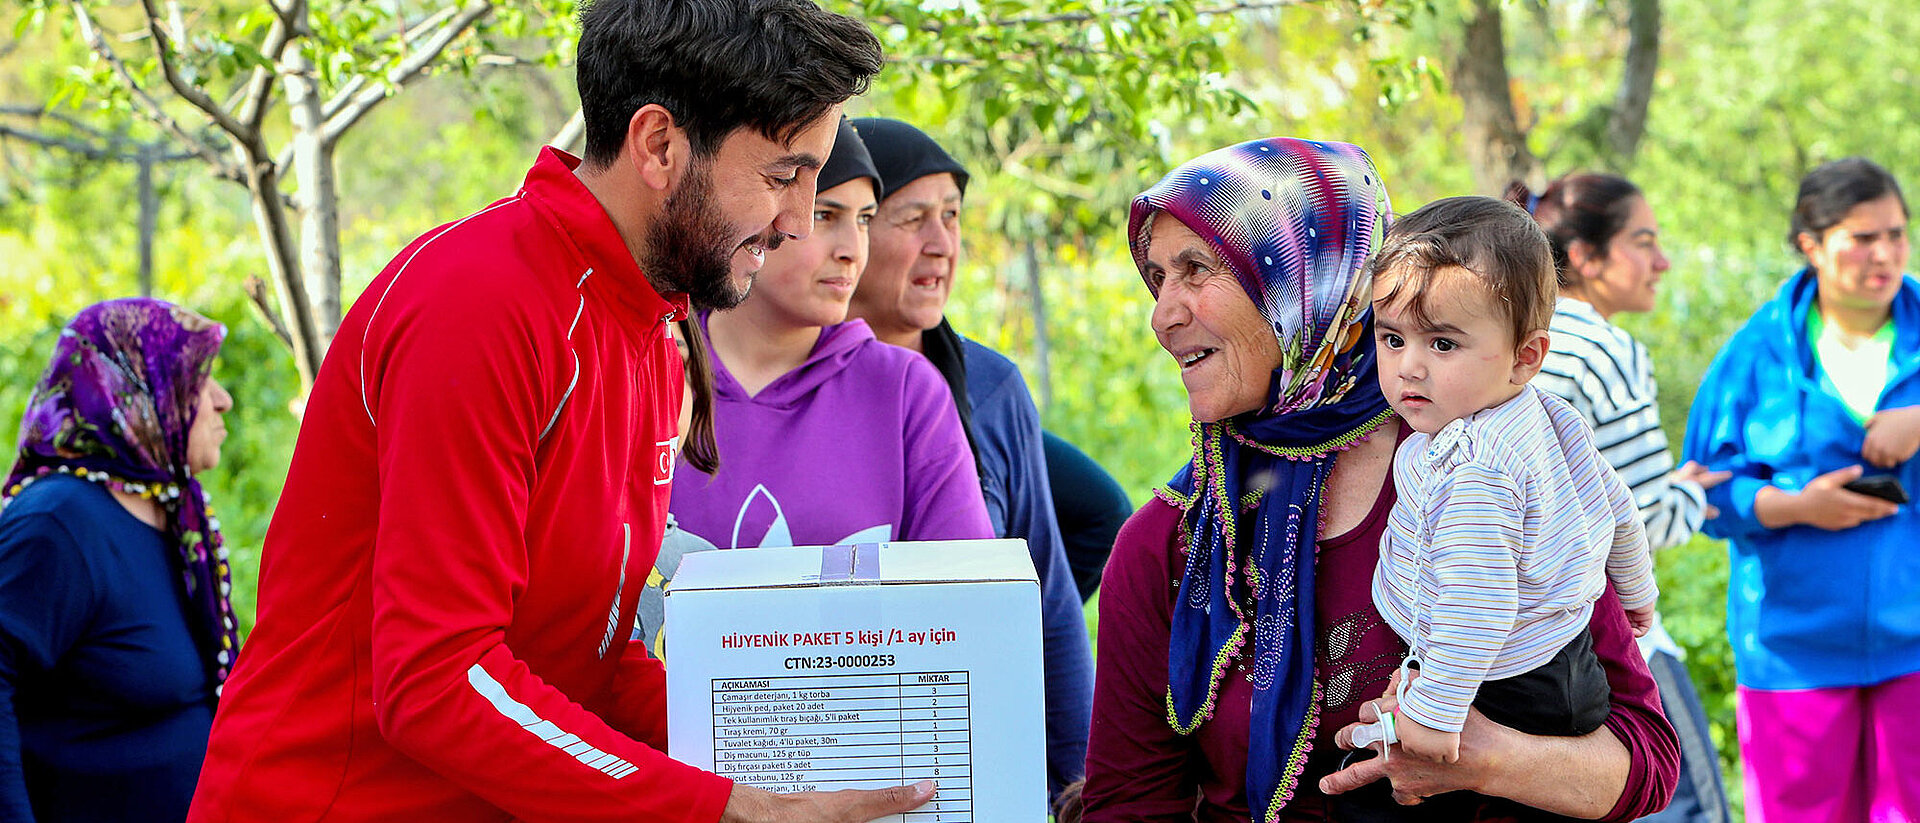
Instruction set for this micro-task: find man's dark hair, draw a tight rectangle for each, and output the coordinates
[1369,195,1557,346]
[576,0,884,167]
[1790,157,1909,256]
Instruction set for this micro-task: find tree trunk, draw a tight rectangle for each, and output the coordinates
[137,147,157,297]
[1453,0,1539,195]
[1607,0,1660,164]
[285,49,342,347]
[1023,238,1051,412]
[238,142,322,393]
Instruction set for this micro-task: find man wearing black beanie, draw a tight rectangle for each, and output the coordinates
[846,117,1093,801]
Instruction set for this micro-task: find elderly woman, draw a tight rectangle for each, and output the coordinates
[1083,138,1678,822]
[1683,157,1920,823]
[0,298,236,822]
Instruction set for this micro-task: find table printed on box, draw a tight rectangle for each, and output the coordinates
[665,540,1046,822]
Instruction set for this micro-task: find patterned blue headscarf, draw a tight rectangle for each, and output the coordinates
[1130,137,1393,822]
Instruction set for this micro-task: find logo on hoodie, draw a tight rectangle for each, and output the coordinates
[729,483,892,548]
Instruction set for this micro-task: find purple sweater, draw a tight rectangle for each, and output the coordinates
[670,319,993,548]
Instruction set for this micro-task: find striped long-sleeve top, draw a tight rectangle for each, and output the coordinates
[1373,385,1659,733]
[1535,298,1707,550]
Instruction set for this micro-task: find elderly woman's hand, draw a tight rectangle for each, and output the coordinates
[1320,686,1518,805]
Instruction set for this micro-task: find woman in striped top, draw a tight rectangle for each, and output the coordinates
[1518,175,1728,551]
[1516,172,1733,823]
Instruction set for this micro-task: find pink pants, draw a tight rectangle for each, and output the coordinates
[1737,671,1920,823]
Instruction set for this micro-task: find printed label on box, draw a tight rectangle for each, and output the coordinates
[666,541,1045,822]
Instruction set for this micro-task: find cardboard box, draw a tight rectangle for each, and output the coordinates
[665,540,1045,822]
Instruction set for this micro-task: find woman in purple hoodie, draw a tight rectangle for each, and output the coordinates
[666,118,993,551]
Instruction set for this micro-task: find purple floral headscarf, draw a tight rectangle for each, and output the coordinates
[4,298,239,686]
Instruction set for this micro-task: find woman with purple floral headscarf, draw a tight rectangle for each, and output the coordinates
[1081,138,1678,822]
[0,298,235,823]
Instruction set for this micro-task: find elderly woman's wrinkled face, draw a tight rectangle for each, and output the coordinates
[185,376,233,474]
[1145,213,1282,422]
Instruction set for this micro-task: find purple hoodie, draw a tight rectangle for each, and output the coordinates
[670,318,993,548]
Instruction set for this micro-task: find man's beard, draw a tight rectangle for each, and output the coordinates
[642,159,777,311]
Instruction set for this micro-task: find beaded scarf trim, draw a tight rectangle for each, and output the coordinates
[1155,412,1389,764]
[1261,679,1324,823]
[3,463,237,683]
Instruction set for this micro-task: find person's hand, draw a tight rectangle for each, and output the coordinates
[1781,465,1902,531]
[1625,605,1656,638]
[1323,694,1516,805]
[1864,406,1920,468]
[1393,714,1461,764]
[1672,461,1732,518]
[718,781,934,823]
[1672,460,1731,490]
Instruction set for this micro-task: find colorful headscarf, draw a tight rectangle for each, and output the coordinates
[3,298,239,687]
[1130,137,1393,822]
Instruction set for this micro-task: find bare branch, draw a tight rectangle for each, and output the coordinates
[268,0,300,31]
[474,52,573,69]
[0,120,199,163]
[318,76,369,124]
[66,2,243,178]
[321,0,493,145]
[401,5,462,41]
[0,124,111,158]
[243,275,295,349]
[165,0,186,44]
[0,104,112,141]
[888,0,1321,33]
[547,108,584,153]
[133,0,252,141]
[299,0,463,132]
[238,0,305,131]
[292,0,477,159]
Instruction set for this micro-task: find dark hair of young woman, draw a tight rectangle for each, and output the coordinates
[1504,173,1643,289]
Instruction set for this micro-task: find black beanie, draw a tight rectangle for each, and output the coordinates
[848,117,970,202]
[817,117,880,195]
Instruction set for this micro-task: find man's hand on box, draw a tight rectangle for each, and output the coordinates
[719,780,935,823]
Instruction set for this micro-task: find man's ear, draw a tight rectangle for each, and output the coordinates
[625,104,686,193]
[1512,328,1550,384]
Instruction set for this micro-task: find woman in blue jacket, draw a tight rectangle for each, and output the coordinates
[1683,157,1920,823]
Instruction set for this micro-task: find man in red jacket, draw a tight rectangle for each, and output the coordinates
[188,2,929,821]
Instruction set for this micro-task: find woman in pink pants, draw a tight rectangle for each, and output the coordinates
[1684,157,1920,823]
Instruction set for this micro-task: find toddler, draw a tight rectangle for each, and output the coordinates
[1358,196,1657,768]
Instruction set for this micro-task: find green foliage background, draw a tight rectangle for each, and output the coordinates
[9,0,1920,812]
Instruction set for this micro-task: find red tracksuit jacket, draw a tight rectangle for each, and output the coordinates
[189,148,733,822]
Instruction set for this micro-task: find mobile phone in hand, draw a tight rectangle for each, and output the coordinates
[1843,474,1910,505]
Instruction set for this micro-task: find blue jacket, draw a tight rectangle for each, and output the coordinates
[961,338,1093,796]
[1683,268,1920,690]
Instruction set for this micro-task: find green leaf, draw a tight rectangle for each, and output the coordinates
[230,41,272,73]
[14,6,46,39]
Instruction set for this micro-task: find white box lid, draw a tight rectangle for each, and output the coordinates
[666,539,1035,593]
